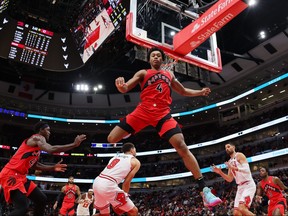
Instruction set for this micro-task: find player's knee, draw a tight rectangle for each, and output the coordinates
[272,208,281,216]
[35,192,47,205]
[107,134,116,143]
[233,208,242,216]
[99,207,110,215]
[127,206,138,216]
[174,141,188,155]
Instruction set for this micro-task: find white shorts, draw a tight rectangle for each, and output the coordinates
[234,181,256,208]
[92,176,135,214]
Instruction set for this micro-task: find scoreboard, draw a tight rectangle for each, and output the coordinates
[8,21,54,67]
[0,0,129,71]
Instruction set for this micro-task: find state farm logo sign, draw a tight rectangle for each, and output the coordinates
[173,0,248,55]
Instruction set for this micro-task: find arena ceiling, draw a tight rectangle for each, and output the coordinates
[0,0,288,97]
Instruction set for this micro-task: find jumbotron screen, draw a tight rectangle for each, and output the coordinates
[71,0,128,63]
[8,21,54,67]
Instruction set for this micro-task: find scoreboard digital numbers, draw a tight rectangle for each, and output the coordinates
[104,0,127,28]
[8,21,54,67]
[110,3,127,27]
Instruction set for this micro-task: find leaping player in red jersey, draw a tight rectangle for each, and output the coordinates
[256,166,287,216]
[0,121,86,216]
[107,47,222,208]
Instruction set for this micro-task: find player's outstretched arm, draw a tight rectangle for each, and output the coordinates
[211,164,234,182]
[274,177,288,191]
[115,70,146,93]
[171,76,211,97]
[29,134,86,154]
[32,158,67,172]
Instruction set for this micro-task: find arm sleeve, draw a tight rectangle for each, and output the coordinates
[57,192,65,203]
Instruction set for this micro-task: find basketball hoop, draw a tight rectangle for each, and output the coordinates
[160,57,177,72]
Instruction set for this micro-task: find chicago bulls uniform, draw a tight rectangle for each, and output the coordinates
[93,154,135,212]
[228,152,256,209]
[76,192,94,216]
[118,69,181,139]
[260,176,287,216]
[0,134,40,203]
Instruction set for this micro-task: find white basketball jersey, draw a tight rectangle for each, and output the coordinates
[99,154,133,184]
[228,152,253,185]
[76,193,94,216]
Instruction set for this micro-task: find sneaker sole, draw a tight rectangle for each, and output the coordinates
[205,199,222,207]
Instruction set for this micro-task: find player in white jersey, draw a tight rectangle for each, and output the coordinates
[211,143,256,216]
[92,142,140,216]
[76,189,94,216]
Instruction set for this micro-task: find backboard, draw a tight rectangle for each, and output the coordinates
[126,0,222,72]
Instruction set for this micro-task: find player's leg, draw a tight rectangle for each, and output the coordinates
[169,133,202,178]
[237,203,255,216]
[114,205,138,216]
[27,185,47,216]
[272,200,287,216]
[233,189,243,216]
[107,110,147,143]
[59,203,68,216]
[236,184,256,216]
[107,125,130,143]
[9,189,30,215]
[158,117,222,207]
[94,205,109,216]
[233,208,243,216]
[112,192,138,216]
[93,178,111,216]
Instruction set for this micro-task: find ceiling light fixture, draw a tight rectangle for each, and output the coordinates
[248,0,257,6]
[258,31,266,39]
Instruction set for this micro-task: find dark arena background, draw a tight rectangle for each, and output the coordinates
[0,0,288,215]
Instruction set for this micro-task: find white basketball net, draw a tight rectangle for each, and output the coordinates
[160,57,177,72]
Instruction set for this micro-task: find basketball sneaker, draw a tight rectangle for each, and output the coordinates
[202,187,222,208]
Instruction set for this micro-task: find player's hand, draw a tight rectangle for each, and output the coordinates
[78,199,84,204]
[115,77,128,93]
[54,158,67,172]
[211,164,221,174]
[201,87,211,96]
[224,161,237,170]
[74,134,87,147]
[53,203,57,210]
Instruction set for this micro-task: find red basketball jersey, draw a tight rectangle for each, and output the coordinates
[140,69,172,107]
[260,176,285,202]
[63,184,77,203]
[4,134,41,175]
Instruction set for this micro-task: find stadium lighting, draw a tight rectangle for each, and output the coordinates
[75,84,89,92]
[258,31,266,39]
[93,84,103,92]
[248,0,257,6]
